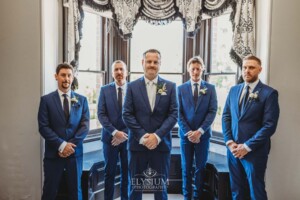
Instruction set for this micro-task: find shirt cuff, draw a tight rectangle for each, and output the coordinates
[58,141,67,153]
[112,130,118,136]
[243,143,252,152]
[154,133,161,144]
[198,128,205,135]
[184,131,192,136]
[139,137,145,144]
[226,140,234,146]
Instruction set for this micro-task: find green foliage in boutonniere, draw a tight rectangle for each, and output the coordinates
[157,83,167,95]
[249,91,259,102]
[71,96,79,106]
[199,87,208,96]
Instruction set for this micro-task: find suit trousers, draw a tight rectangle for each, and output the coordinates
[128,150,170,200]
[103,141,128,200]
[42,156,83,200]
[227,149,268,200]
[180,138,209,200]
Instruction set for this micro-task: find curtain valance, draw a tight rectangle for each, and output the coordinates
[82,0,233,38]
[63,0,255,71]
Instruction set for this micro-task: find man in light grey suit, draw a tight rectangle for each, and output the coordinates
[123,49,178,200]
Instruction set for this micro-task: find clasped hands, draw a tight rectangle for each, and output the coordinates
[142,133,158,150]
[185,130,201,143]
[228,142,249,159]
[58,142,76,158]
[111,131,128,146]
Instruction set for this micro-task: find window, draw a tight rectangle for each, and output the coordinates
[129,20,184,86]
[75,11,105,140]
[205,13,238,143]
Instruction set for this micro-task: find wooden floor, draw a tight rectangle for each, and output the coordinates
[115,194,184,199]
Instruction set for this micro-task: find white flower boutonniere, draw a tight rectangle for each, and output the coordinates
[249,91,259,101]
[199,88,208,96]
[157,83,167,95]
[71,96,79,105]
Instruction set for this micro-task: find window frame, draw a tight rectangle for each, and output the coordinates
[203,15,238,145]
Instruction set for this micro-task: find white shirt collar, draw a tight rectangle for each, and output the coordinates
[144,76,158,85]
[57,89,71,97]
[244,79,259,91]
[190,79,202,87]
[115,82,127,91]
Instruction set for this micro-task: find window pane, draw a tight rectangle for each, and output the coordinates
[159,74,182,87]
[130,20,183,73]
[76,72,103,130]
[78,11,101,71]
[209,74,236,133]
[211,13,237,73]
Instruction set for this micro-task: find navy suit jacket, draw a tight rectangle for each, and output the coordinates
[97,82,128,144]
[178,80,217,141]
[122,76,178,152]
[222,81,280,153]
[38,90,90,158]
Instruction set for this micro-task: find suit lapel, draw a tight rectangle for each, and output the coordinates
[153,77,164,112]
[241,81,263,116]
[139,77,152,112]
[109,83,119,111]
[185,81,195,109]
[53,90,66,123]
[195,80,205,111]
[69,91,82,123]
[237,84,244,118]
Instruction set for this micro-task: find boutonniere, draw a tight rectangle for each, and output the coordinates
[71,96,79,106]
[249,91,259,101]
[157,83,167,95]
[199,87,208,96]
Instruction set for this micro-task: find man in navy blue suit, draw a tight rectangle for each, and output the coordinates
[123,49,178,200]
[222,55,280,200]
[38,63,90,200]
[178,56,217,200]
[98,60,129,200]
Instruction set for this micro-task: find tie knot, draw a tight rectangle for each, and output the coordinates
[194,83,199,87]
[118,87,122,92]
[245,85,250,91]
[62,94,68,98]
[148,81,153,86]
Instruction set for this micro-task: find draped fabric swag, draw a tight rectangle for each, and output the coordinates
[63,0,255,70]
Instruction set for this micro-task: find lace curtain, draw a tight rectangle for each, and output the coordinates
[63,0,255,68]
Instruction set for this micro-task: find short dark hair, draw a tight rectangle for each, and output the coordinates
[187,56,205,69]
[243,55,262,66]
[143,49,161,60]
[111,60,127,71]
[56,62,74,74]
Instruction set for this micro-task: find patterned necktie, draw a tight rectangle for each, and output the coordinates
[62,94,69,120]
[118,87,122,110]
[240,85,250,113]
[193,83,199,106]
